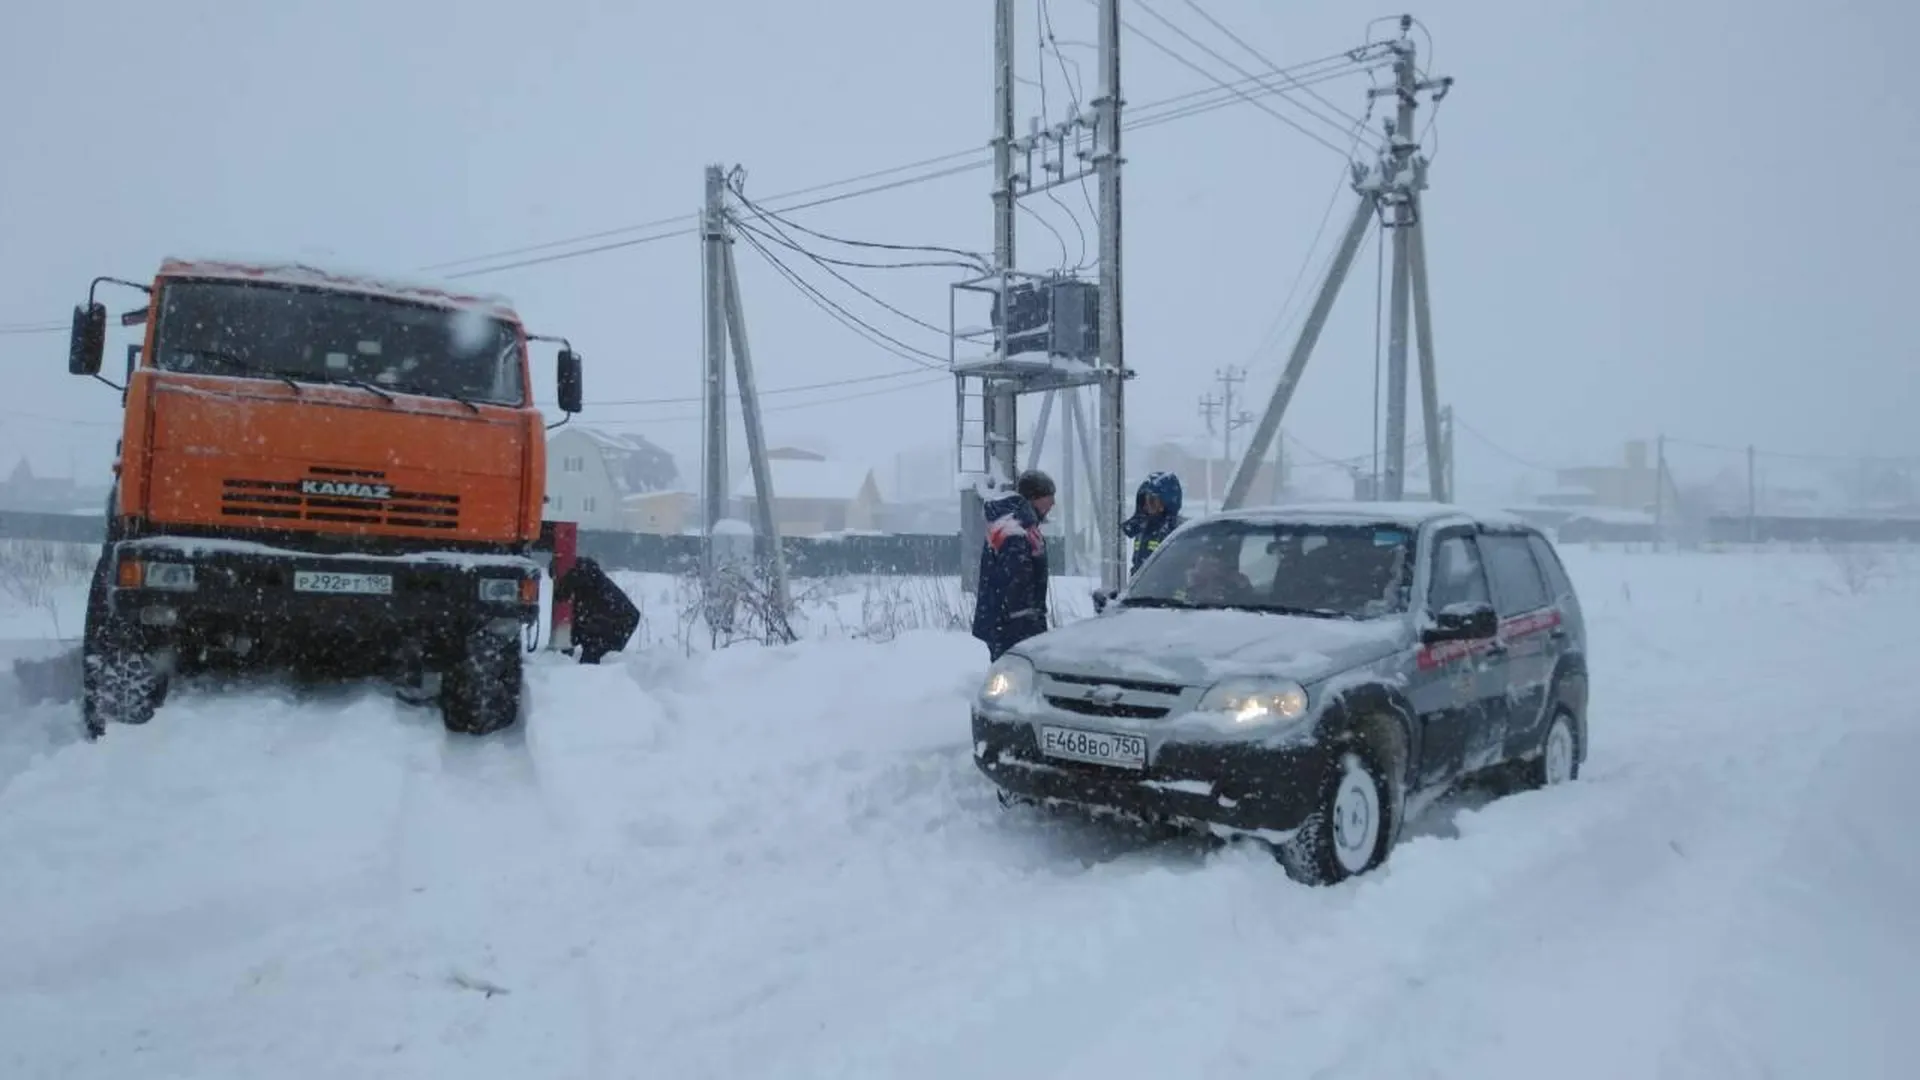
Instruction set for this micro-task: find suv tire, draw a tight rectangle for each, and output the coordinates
[1282,744,1396,885]
[1518,708,1580,791]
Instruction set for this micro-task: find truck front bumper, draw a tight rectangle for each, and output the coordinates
[104,537,541,640]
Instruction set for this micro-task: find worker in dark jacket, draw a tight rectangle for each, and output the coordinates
[1121,471,1185,577]
[553,556,640,664]
[970,470,1055,661]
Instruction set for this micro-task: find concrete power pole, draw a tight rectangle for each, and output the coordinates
[700,164,791,615]
[1094,0,1127,591]
[1217,365,1251,478]
[701,167,730,551]
[1221,20,1451,511]
[1197,391,1220,514]
[952,0,1127,591]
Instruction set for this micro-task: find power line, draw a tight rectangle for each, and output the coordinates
[729,214,953,340]
[725,172,989,268]
[574,369,928,409]
[585,372,952,426]
[1176,0,1366,132]
[431,50,1376,281]
[4,52,1377,319]
[1105,0,1366,158]
[730,224,949,369]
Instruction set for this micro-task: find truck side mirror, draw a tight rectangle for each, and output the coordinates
[556,348,583,414]
[69,302,107,376]
[125,343,141,381]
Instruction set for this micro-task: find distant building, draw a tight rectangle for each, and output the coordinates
[733,454,884,537]
[0,459,110,515]
[1553,440,1659,513]
[546,427,680,530]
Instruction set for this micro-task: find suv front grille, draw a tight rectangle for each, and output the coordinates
[1043,696,1170,720]
[220,467,460,531]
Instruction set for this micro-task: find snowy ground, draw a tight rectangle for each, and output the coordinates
[2,542,1918,1078]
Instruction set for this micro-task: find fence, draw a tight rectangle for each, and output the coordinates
[0,512,1070,577]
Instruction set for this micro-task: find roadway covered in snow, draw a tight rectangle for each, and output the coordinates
[1,548,1916,1078]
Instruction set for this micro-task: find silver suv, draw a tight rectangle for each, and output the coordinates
[970,502,1588,884]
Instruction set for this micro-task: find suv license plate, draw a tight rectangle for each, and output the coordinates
[293,571,393,596]
[1038,725,1147,770]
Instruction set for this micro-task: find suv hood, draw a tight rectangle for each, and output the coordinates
[1016,605,1410,689]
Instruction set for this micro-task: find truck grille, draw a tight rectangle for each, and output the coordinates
[220,467,460,531]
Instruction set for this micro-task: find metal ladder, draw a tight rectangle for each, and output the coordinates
[955,373,993,482]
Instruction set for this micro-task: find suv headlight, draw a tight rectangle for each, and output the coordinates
[979,653,1036,707]
[1197,677,1310,728]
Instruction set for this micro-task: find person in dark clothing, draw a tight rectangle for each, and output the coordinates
[552,556,640,664]
[970,470,1056,661]
[1121,471,1185,577]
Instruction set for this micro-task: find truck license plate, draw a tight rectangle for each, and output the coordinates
[1038,725,1147,770]
[293,570,393,596]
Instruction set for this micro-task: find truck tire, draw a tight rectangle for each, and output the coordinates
[80,613,167,738]
[79,555,167,739]
[440,632,524,736]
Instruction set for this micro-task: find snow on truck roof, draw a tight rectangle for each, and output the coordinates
[156,256,522,321]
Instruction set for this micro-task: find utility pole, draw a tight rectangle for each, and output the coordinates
[1747,444,1758,543]
[1197,391,1220,514]
[1216,365,1252,482]
[1653,433,1667,549]
[701,167,730,555]
[953,0,1128,591]
[700,164,791,616]
[1093,0,1127,590]
[1220,20,1450,511]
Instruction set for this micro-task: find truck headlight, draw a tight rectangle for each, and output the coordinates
[1197,677,1310,727]
[142,562,197,592]
[979,653,1036,706]
[478,577,525,604]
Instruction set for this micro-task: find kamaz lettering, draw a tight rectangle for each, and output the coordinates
[300,479,393,500]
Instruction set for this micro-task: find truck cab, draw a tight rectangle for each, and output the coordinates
[67,258,584,738]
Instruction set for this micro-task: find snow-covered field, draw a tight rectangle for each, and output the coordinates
[2,543,1917,1078]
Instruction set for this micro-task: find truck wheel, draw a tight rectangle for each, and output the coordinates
[1280,744,1397,886]
[440,633,524,736]
[80,614,167,738]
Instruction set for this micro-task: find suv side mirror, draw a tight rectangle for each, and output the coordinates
[556,348,583,414]
[1423,601,1498,643]
[69,303,107,376]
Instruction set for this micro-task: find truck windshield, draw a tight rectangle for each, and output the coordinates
[151,280,525,406]
[1125,519,1416,619]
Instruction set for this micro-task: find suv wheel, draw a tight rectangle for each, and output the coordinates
[1282,747,1395,885]
[1519,709,1580,790]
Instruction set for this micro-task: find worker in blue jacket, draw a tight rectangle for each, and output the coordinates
[1122,471,1185,577]
[971,470,1056,661]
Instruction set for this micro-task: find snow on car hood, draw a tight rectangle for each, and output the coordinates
[1018,605,1410,688]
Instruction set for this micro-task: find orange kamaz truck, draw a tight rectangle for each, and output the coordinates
[64,257,583,738]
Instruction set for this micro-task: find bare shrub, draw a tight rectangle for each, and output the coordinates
[845,575,969,642]
[0,540,92,638]
[1824,542,1885,596]
[674,560,828,652]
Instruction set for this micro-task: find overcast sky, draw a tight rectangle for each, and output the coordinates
[1,0,1912,502]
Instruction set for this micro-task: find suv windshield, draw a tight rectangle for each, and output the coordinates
[1125,518,1416,619]
[152,279,525,407]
